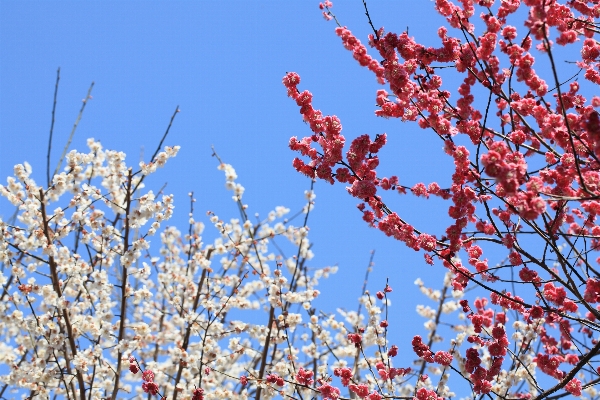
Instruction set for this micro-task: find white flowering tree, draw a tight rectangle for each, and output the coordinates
[0,120,420,399]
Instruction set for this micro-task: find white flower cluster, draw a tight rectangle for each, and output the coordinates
[218,162,245,200]
[139,145,180,176]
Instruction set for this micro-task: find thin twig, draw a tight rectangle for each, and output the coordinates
[149,105,180,165]
[47,67,60,187]
[52,82,94,179]
[361,0,380,40]
[132,105,180,194]
[356,250,375,317]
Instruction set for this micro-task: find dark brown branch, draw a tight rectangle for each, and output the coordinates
[110,169,134,400]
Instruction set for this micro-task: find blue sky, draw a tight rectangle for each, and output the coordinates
[0,0,499,388]
[5,2,596,398]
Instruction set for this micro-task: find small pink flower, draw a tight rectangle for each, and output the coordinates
[349,383,369,398]
[333,367,353,386]
[142,369,155,382]
[347,332,362,348]
[129,363,139,374]
[317,382,341,400]
[192,387,204,400]
[142,381,159,395]
[565,378,582,396]
[434,350,453,366]
[295,368,314,386]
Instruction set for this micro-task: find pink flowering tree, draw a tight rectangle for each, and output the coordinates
[284,0,600,398]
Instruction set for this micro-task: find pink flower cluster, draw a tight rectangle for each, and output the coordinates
[128,357,161,397]
[347,332,363,348]
[317,381,341,400]
[348,384,382,400]
[335,27,385,84]
[266,373,285,387]
[294,368,314,386]
[375,361,410,380]
[415,387,444,400]
[584,278,600,303]
[318,1,333,21]
[283,72,345,184]
[192,387,205,400]
[411,335,434,363]
[333,367,353,386]
[463,325,508,395]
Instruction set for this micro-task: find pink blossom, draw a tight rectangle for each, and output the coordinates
[318,383,341,399]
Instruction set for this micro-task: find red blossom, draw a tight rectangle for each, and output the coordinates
[565,378,582,396]
[192,388,204,400]
[415,387,443,400]
[347,332,362,348]
[295,368,314,386]
[412,335,434,362]
[333,367,353,387]
[142,382,159,395]
[434,350,453,366]
[142,370,155,382]
[128,356,139,374]
[349,383,369,398]
[367,391,382,400]
[584,278,600,303]
[318,382,341,400]
[543,282,567,306]
[388,344,398,357]
[266,373,285,387]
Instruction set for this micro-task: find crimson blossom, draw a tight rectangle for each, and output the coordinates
[285,0,600,398]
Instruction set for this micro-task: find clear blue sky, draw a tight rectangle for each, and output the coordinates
[1,0,480,382]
